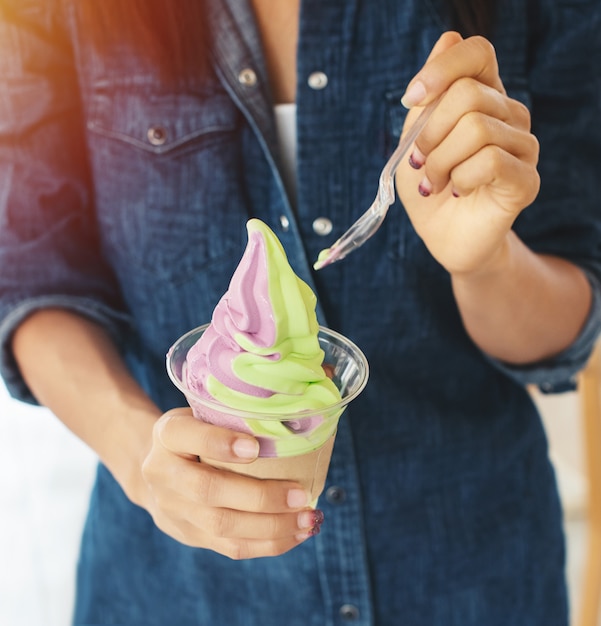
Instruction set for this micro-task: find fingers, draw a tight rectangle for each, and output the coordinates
[155,408,260,463]
[449,144,541,208]
[397,32,536,204]
[147,408,313,513]
[402,74,536,198]
[393,34,541,278]
[153,486,322,542]
[141,407,323,558]
[412,79,530,152]
[179,503,324,542]
[402,32,504,108]
[169,525,316,560]
[155,457,311,513]
[416,111,539,196]
[144,458,322,558]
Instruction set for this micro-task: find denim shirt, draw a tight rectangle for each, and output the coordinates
[1,0,600,624]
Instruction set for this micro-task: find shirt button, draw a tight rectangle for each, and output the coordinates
[280,215,290,232]
[325,485,346,504]
[238,68,258,86]
[312,217,333,236]
[147,126,167,146]
[339,604,360,621]
[307,71,328,90]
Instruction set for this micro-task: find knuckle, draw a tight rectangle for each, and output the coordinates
[526,167,541,203]
[168,522,197,548]
[141,453,159,482]
[260,513,282,539]
[204,508,233,538]
[446,112,487,158]
[464,111,490,145]
[194,422,235,462]
[150,510,182,543]
[196,467,222,506]
[525,132,540,162]
[470,35,496,61]
[153,410,178,447]
[223,538,292,561]
[149,510,168,534]
[453,77,482,108]
[141,459,152,484]
[223,539,251,561]
[483,144,504,169]
[252,481,274,512]
[511,99,532,128]
[152,488,176,514]
[265,538,296,558]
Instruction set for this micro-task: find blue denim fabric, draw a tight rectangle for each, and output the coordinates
[0,0,600,624]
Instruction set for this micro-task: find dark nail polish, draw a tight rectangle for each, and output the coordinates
[418,183,431,197]
[309,510,324,535]
[312,510,325,526]
[408,153,423,170]
[308,522,322,537]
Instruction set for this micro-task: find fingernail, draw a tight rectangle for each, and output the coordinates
[287,488,310,509]
[295,512,324,541]
[408,147,426,170]
[452,188,460,198]
[232,438,259,459]
[418,177,433,197]
[401,80,426,108]
[298,509,324,530]
[307,523,322,537]
[296,528,319,541]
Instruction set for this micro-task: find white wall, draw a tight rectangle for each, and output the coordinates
[0,382,96,626]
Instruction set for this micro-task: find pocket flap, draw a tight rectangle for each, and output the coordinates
[87,91,238,154]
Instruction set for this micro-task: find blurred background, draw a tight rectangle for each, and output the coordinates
[1,369,599,626]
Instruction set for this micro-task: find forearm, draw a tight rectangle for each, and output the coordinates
[11,308,161,504]
[452,231,592,365]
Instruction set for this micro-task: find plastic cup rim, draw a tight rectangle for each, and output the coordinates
[166,323,369,421]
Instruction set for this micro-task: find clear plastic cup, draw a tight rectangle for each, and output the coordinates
[166,324,369,502]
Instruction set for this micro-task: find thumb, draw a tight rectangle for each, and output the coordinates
[401,31,463,108]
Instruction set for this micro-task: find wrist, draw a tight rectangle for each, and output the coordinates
[450,231,517,284]
[98,399,161,509]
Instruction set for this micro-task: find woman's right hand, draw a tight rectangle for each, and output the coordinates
[137,408,323,559]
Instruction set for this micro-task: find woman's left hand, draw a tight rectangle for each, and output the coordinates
[395,31,540,277]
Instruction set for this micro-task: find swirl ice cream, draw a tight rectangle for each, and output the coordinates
[183,219,342,457]
[167,218,368,501]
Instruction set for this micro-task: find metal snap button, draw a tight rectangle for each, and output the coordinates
[325,485,346,504]
[312,217,333,236]
[238,68,258,86]
[147,126,167,146]
[279,215,290,232]
[307,71,328,90]
[339,604,360,621]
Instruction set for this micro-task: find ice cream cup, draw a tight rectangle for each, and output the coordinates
[166,324,369,503]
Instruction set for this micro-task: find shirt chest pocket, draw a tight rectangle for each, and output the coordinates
[86,90,246,285]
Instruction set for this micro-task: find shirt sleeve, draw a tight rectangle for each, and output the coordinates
[486,269,601,393]
[487,0,601,393]
[0,1,131,405]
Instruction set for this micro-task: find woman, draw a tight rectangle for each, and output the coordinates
[0,0,599,624]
